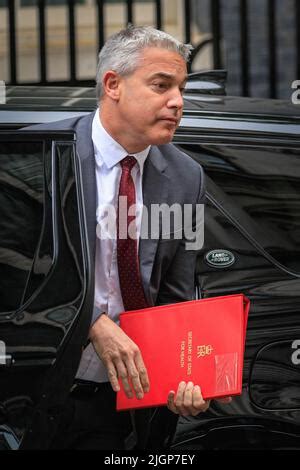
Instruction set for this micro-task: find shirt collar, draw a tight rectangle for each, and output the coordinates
[92,109,150,172]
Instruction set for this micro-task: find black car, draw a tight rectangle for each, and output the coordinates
[0,72,300,450]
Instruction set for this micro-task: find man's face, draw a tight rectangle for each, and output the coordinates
[116,47,187,149]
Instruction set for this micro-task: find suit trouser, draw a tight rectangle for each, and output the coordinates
[50,381,133,450]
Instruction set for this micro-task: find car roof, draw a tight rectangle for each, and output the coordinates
[2,84,299,117]
[1,80,300,136]
[184,94,300,119]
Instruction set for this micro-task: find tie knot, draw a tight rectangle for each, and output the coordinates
[120,155,137,172]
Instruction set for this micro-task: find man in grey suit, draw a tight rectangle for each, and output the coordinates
[26,25,230,449]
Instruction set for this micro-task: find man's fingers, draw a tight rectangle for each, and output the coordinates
[167,382,191,416]
[192,385,210,415]
[106,356,135,399]
[167,382,211,417]
[124,350,150,399]
[134,353,150,392]
[174,381,190,416]
[183,381,209,416]
[174,381,186,406]
[183,381,194,407]
[124,360,144,399]
[106,362,120,392]
[167,390,179,414]
[114,358,134,398]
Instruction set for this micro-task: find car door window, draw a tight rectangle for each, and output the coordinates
[0,140,50,313]
[0,132,88,359]
[179,143,300,274]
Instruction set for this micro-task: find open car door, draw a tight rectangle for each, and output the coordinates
[0,131,93,449]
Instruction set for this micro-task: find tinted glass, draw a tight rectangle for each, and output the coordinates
[0,141,51,313]
[0,136,84,356]
[9,142,85,356]
[179,144,300,273]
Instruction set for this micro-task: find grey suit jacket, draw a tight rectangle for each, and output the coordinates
[24,112,205,309]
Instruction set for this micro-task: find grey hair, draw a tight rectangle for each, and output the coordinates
[96,25,193,100]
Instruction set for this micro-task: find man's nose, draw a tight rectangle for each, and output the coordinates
[167,88,184,110]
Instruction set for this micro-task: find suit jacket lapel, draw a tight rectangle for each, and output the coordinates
[139,146,169,305]
[74,112,97,262]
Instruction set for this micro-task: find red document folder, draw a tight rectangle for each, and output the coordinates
[116,294,250,411]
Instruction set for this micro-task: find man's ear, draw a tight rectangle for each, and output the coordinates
[102,71,121,100]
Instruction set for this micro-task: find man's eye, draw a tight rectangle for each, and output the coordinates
[152,82,168,91]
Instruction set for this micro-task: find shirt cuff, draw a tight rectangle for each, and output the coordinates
[91,306,106,325]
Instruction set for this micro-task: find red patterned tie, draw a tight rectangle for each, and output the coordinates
[117,156,148,311]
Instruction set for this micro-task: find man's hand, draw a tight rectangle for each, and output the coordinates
[89,314,150,399]
[167,381,210,416]
[167,381,232,416]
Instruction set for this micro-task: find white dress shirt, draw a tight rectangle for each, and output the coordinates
[76,109,150,383]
